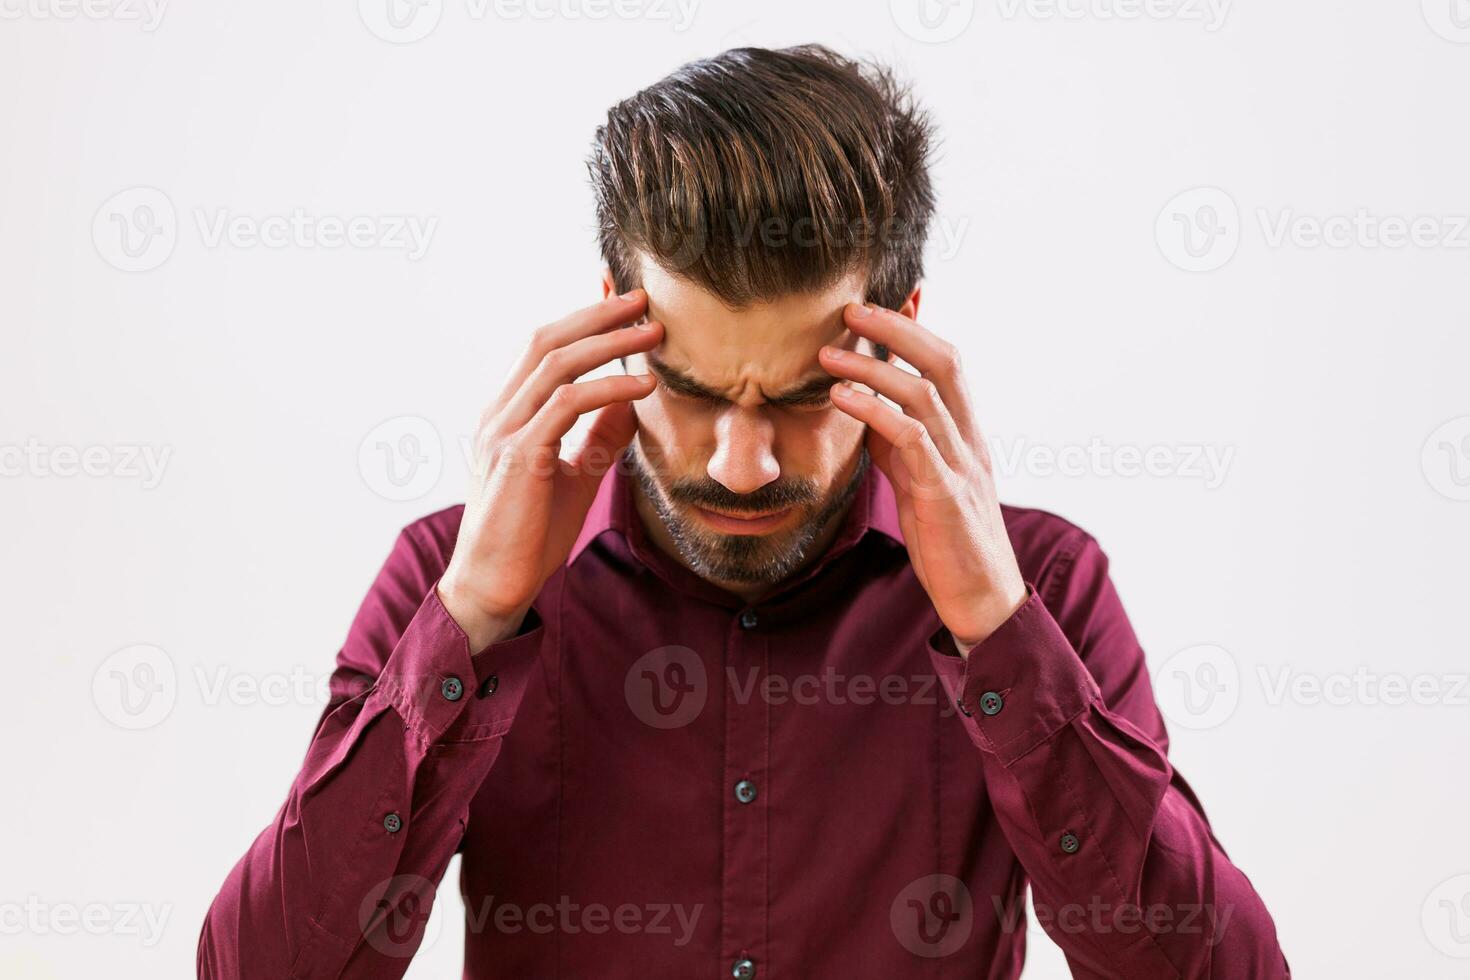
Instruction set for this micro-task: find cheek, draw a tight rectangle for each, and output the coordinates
[634,394,710,466]
[776,409,866,478]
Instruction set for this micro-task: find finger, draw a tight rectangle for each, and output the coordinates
[841,303,978,434]
[521,374,656,451]
[818,345,966,465]
[497,320,663,432]
[829,383,953,498]
[494,290,650,413]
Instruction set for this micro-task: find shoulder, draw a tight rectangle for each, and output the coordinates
[998,502,1106,599]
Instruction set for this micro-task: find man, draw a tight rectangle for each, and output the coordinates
[199,45,1288,979]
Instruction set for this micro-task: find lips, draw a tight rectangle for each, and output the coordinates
[691,505,793,534]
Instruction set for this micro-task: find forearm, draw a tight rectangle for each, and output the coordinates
[198,587,543,978]
[933,590,1288,978]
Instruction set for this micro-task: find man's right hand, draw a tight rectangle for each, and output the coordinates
[437,290,662,650]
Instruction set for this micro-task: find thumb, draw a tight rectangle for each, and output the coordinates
[569,400,638,496]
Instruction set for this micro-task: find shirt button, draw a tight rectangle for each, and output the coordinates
[732,958,756,979]
[441,676,464,702]
[739,609,759,630]
[383,812,403,834]
[979,691,1004,716]
[1060,831,1080,854]
[480,673,499,698]
[734,779,758,805]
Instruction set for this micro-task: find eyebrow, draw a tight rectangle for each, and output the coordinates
[644,352,839,407]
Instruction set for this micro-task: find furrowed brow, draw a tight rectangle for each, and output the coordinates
[645,353,838,407]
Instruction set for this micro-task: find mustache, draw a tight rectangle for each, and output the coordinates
[666,477,820,514]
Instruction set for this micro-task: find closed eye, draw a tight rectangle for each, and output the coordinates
[662,383,724,406]
[775,392,833,411]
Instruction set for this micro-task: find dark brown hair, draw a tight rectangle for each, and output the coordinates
[589,45,936,311]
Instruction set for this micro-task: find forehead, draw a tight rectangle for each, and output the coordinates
[637,259,866,390]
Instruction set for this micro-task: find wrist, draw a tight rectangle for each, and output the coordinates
[951,581,1028,658]
[436,575,528,653]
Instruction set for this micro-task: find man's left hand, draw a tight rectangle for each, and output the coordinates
[820,302,1027,656]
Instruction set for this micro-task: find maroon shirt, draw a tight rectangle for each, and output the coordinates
[198,462,1288,978]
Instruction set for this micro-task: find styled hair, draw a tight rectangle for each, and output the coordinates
[589,44,936,311]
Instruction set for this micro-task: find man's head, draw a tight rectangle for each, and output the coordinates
[587,45,935,590]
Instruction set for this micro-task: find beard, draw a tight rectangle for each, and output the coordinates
[625,441,869,587]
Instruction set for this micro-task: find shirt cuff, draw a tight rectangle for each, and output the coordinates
[927,584,1100,766]
[366,583,544,746]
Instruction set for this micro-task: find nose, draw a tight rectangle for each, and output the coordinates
[706,406,780,497]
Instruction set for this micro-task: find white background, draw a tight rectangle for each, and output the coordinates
[2,0,1468,976]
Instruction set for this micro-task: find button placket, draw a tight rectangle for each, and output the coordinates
[721,605,768,975]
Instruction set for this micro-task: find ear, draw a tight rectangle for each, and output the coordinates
[897,285,921,321]
[600,267,617,300]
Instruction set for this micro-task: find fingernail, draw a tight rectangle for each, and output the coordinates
[850,303,873,317]
[636,319,658,331]
[822,345,846,360]
[620,290,641,302]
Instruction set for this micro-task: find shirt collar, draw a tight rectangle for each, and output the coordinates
[567,452,905,570]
